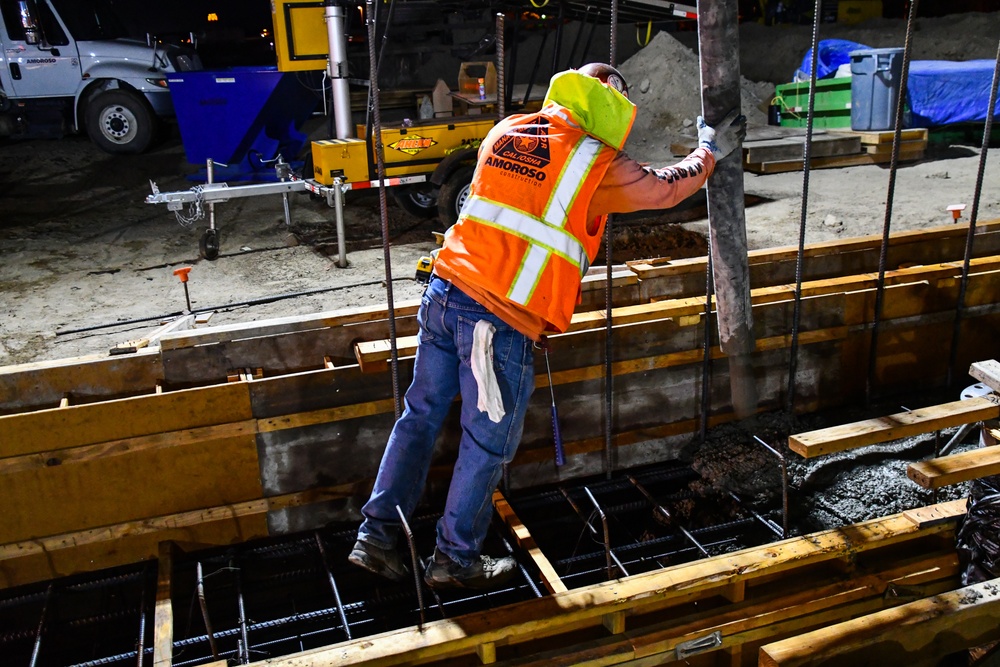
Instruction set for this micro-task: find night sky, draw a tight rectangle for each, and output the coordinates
[113,0,273,39]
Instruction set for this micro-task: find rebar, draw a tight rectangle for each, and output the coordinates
[234,561,250,664]
[196,562,220,660]
[727,491,783,539]
[583,487,617,579]
[365,0,402,420]
[396,504,426,628]
[948,38,1000,385]
[787,0,825,412]
[136,566,147,667]
[866,0,920,407]
[754,435,789,538]
[495,12,505,118]
[699,250,714,441]
[29,584,52,667]
[627,475,708,557]
[313,532,352,641]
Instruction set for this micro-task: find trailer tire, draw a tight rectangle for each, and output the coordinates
[85,89,157,155]
[200,229,221,261]
[437,166,475,227]
[391,184,438,219]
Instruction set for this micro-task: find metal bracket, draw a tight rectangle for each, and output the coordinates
[676,631,722,659]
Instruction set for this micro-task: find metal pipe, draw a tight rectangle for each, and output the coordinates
[786,0,824,412]
[754,435,789,538]
[206,158,216,233]
[866,0,920,406]
[366,0,402,420]
[313,532,352,641]
[325,0,353,138]
[583,486,616,580]
[333,178,348,267]
[29,584,52,667]
[196,562,220,660]
[948,38,1000,385]
[495,12,506,119]
[395,505,426,629]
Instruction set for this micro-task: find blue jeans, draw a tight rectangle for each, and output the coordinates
[357,276,536,567]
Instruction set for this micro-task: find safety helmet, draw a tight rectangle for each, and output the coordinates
[577,62,629,99]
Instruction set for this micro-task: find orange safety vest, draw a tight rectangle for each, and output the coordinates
[435,73,636,334]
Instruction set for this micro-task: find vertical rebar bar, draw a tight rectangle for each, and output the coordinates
[948,38,1000,386]
[234,561,250,664]
[603,0,621,484]
[196,562,220,660]
[786,0,824,413]
[754,435,789,538]
[699,251,715,442]
[583,487,615,579]
[365,0,402,419]
[866,0,920,407]
[395,505,426,628]
[28,584,53,667]
[136,567,147,667]
[495,12,506,119]
[313,532,352,641]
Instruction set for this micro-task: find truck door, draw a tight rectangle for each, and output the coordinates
[0,0,80,98]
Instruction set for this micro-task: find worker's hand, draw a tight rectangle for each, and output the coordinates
[697,109,747,161]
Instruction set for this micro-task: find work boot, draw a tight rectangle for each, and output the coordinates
[348,539,409,582]
[423,547,518,590]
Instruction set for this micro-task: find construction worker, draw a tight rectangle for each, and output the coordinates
[349,63,746,590]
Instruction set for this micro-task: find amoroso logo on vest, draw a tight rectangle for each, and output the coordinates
[484,120,551,184]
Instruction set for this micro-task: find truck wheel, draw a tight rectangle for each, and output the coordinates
[85,89,157,154]
[437,166,475,227]
[391,184,438,219]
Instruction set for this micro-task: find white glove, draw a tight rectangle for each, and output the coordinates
[697,109,748,160]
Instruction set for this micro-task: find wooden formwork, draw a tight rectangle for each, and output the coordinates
[1,221,1000,664]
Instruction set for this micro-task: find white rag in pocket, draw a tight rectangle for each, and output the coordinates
[471,319,505,423]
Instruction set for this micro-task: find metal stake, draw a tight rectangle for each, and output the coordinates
[196,562,220,660]
[313,532,352,640]
[395,505,426,629]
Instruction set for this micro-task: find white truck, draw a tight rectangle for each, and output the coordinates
[0,0,201,153]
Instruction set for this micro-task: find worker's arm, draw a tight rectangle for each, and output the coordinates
[587,147,716,221]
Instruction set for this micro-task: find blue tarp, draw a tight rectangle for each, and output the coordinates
[908,59,1000,127]
[797,39,869,80]
[794,39,1000,127]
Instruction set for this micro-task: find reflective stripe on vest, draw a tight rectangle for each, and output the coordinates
[464,133,605,307]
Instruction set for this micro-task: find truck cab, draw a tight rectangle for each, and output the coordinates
[0,0,202,153]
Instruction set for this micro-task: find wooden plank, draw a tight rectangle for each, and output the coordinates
[863,138,928,155]
[746,148,925,175]
[0,381,253,457]
[788,396,1000,458]
[493,491,567,594]
[970,359,1000,393]
[743,134,862,164]
[907,445,1000,489]
[0,486,351,588]
[157,300,421,351]
[903,498,968,527]
[153,541,175,667]
[241,504,963,666]
[758,577,1000,667]
[833,128,929,145]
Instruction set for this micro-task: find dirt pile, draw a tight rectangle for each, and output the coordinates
[617,30,774,159]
